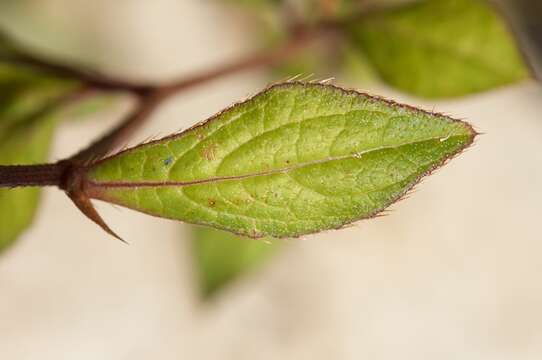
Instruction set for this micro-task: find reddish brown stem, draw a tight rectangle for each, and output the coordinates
[70,92,166,164]
[0,51,152,94]
[0,163,67,188]
[0,85,93,189]
[162,26,322,93]
[0,20,338,96]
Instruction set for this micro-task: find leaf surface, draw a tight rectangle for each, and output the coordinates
[87,82,476,238]
[349,0,528,98]
[192,226,280,298]
[87,82,475,238]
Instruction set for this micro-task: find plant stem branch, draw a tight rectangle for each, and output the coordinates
[0,163,67,188]
[0,51,152,94]
[0,85,94,189]
[161,26,321,93]
[0,21,335,95]
[71,23,338,164]
[0,20,341,189]
[70,92,166,163]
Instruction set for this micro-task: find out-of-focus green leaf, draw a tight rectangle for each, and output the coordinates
[0,61,77,252]
[271,38,342,79]
[349,0,529,98]
[0,111,56,252]
[192,226,280,297]
[0,30,20,56]
[0,26,120,252]
[0,65,75,123]
[272,41,380,92]
[0,31,117,252]
[221,0,378,85]
[87,82,476,238]
[340,43,380,85]
[60,92,115,121]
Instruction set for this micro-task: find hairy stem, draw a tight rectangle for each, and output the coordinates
[0,163,66,188]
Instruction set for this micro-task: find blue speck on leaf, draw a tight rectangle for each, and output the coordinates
[164,156,173,166]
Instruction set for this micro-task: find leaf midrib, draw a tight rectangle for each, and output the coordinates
[87,134,469,189]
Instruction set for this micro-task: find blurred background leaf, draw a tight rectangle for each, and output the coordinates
[0,30,18,55]
[226,0,528,98]
[0,102,56,252]
[0,34,112,252]
[0,64,72,252]
[192,226,281,298]
[348,0,528,98]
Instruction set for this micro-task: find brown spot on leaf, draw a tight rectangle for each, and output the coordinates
[232,197,252,206]
[208,199,216,207]
[201,143,217,161]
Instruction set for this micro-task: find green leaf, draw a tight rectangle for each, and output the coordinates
[340,43,380,85]
[0,62,76,252]
[0,30,19,56]
[60,92,115,122]
[348,0,529,98]
[0,113,56,251]
[192,226,280,298]
[86,82,476,238]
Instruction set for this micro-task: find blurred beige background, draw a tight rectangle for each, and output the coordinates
[0,1,541,359]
